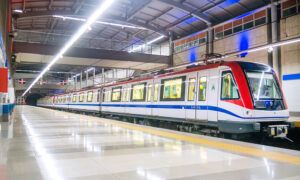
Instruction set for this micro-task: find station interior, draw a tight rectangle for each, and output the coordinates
[1,0,300,179]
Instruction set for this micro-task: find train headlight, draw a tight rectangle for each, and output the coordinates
[271,128,275,136]
[284,127,288,134]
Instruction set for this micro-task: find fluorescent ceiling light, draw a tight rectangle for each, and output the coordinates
[85,67,95,73]
[129,35,165,53]
[22,0,115,96]
[53,15,146,30]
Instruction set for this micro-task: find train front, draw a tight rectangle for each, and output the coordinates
[238,62,293,138]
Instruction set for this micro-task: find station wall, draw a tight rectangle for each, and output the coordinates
[281,14,300,115]
[172,5,300,116]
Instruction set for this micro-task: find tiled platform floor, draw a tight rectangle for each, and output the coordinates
[0,106,300,180]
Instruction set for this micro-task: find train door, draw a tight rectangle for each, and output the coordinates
[185,72,197,120]
[146,80,154,116]
[152,78,161,117]
[196,71,208,121]
[98,89,102,112]
[207,69,219,122]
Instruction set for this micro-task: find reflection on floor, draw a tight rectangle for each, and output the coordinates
[0,106,300,180]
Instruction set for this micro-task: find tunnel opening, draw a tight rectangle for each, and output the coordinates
[25,94,43,106]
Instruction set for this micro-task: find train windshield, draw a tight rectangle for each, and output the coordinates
[246,71,281,100]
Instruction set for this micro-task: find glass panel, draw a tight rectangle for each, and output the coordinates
[122,88,127,102]
[233,25,243,33]
[162,77,185,101]
[87,91,93,102]
[243,21,254,30]
[283,7,297,18]
[154,84,159,101]
[246,72,281,100]
[255,17,266,26]
[215,32,223,39]
[188,78,196,101]
[79,93,84,102]
[221,72,239,99]
[112,87,121,102]
[224,29,233,36]
[199,77,207,101]
[132,83,145,101]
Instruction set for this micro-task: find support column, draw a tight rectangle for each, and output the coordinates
[207,25,214,55]
[86,71,88,87]
[271,1,280,78]
[80,71,82,89]
[168,31,174,67]
[102,68,105,85]
[93,68,96,86]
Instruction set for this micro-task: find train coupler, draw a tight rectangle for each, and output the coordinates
[267,124,293,142]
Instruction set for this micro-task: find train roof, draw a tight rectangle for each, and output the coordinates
[49,61,270,97]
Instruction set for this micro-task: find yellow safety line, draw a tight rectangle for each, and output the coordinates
[42,107,300,165]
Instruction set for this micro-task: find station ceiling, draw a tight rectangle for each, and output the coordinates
[11,0,271,73]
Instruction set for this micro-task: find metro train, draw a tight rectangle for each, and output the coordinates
[37,61,293,138]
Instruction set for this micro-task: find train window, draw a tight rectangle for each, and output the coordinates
[131,83,146,101]
[126,88,130,102]
[154,84,159,101]
[147,84,152,102]
[79,93,84,102]
[87,91,93,102]
[112,87,121,102]
[122,88,126,102]
[188,78,196,101]
[198,77,207,101]
[221,71,240,100]
[161,76,186,101]
[72,94,77,102]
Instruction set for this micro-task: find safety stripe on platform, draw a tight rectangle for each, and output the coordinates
[42,107,300,165]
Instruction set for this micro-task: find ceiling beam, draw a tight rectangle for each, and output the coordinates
[14,11,168,36]
[13,42,170,64]
[158,0,212,25]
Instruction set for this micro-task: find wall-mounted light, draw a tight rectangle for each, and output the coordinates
[13,9,23,13]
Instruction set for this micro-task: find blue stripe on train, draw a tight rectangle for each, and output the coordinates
[51,103,288,120]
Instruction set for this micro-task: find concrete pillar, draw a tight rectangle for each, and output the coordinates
[93,68,96,86]
[80,71,82,89]
[86,71,88,87]
[207,26,214,55]
[74,76,76,90]
[102,68,105,85]
[169,31,174,67]
[271,1,280,77]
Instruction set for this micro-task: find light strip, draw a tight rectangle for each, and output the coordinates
[128,35,165,53]
[53,15,146,30]
[22,0,115,96]
[85,67,95,73]
[16,69,75,74]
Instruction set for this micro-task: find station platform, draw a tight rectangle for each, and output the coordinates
[1,106,300,180]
